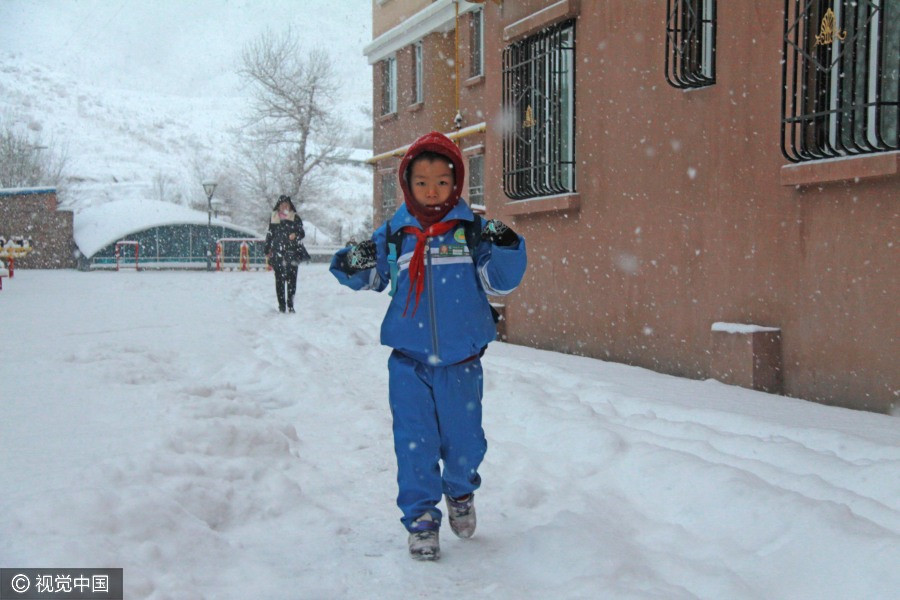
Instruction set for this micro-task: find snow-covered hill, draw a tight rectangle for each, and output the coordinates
[0,0,375,241]
[1,55,238,205]
[0,53,374,241]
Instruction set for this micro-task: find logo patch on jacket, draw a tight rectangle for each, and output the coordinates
[453,228,467,244]
[437,242,469,257]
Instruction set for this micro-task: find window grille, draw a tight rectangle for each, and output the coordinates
[468,155,484,205]
[414,42,424,104]
[665,0,717,89]
[502,20,576,200]
[381,56,397,115]
[470,9,484,78]
[782,0,899,162]
[381,173,397,222]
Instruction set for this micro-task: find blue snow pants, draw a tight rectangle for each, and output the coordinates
[388,350,487,531]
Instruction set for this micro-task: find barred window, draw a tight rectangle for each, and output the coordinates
[502,20,576,200]
[782,0,899,162]
[468,154,484,206]
[413,42,424,104]
[665,0,717,88]
[381,56,397,115]
[470,9,484,78]
[381,173,397,222]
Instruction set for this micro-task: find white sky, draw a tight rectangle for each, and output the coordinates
[0,0,372,101]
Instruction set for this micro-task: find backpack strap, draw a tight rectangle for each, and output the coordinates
[463,214,482,254]
[386,222,404,297]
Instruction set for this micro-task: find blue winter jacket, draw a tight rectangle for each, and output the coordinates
[330,200,527,365]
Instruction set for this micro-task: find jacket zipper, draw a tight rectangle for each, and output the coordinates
[426,237,440,361]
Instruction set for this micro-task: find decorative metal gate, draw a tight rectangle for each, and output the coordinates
[502,20,576,200]
[782,0,899,161]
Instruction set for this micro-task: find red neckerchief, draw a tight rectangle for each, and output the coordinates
[401,219,459,317]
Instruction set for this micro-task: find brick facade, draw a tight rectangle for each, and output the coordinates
[0,188,77,269]
[366,0,898,413]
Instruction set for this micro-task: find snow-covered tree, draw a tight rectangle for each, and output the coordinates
[238,27,347,207]
[0,126,67,189]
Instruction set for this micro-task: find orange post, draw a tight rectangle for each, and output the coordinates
[239,242,250,271]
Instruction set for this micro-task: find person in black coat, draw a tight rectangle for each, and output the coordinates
[264,195,309,312]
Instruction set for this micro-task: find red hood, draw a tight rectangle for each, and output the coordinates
[398,131,466,217]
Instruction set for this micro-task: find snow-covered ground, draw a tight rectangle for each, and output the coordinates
[1,268,898,599]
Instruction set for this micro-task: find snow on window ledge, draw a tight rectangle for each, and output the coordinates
[780,151,899,187]
[464,74,485,88]
[376,111,398,124]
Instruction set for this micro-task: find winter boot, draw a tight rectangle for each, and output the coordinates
[445,494,476,539]
[408,513,440,561]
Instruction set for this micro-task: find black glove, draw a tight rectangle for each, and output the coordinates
[343,239,376,273]
[482,219,519,247]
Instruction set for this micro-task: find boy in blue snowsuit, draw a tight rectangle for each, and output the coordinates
[330,131,527,560]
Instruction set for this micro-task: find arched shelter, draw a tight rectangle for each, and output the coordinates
[74,199,264,270]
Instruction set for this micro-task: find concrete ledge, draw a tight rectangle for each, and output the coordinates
[709,322,783,394]
[503,193,580,218]
[376,111,398,125]
[503,0,580,42]
[463,75,485,88]
[780,151,899,187]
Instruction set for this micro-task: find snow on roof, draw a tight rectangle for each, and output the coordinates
[0,187,57,196]
[74,199,262,258]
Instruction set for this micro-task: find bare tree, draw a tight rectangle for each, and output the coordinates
[0,126,68,189]
[152,171,174,203]
[238,28,347,203]
[233,136,294,214]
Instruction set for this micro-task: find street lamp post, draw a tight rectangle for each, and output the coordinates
[202,180,218,271]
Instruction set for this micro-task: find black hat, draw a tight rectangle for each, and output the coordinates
[274,195,297,211]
